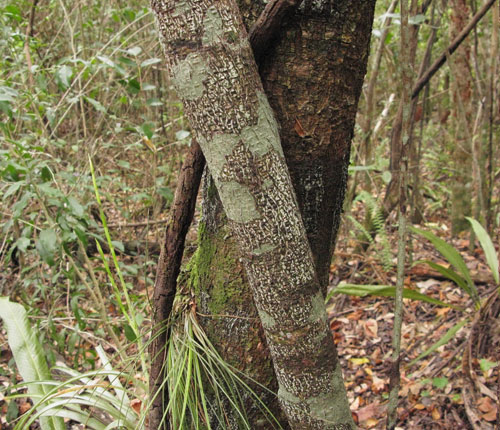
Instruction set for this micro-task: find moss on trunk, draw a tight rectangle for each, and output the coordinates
[187,176,287,429]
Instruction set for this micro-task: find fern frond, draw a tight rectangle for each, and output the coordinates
[348,215,374,245]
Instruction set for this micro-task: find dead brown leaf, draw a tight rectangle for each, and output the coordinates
[477,396,497,421]
[363,319,378,338]
[131,398,142,415]
[18,401,31,415]
[355,401,381,422]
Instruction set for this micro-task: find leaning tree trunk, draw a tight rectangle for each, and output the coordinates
[151,0,375,428]
[177,0,374,428]
[150,1,376,428]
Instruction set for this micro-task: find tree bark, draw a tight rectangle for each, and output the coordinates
[148,4,304,426]
[150,1,367,428]
[254,1,375,290]
[450,0,473,235]
[148,139,205,430]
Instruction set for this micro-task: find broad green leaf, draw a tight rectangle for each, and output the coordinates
[382,171,392,184]
[71,296,86,330]
[7,399,18,421]
[378,12,400,21]
[4,4,22,21]
[408,319,468,367]
[327,283,454,308]
[3,181,24,198]
[0,100,12,117]
[146,97,163,106]
[140,122,154,139]
[123,324,137,342]
[175,130,191,140]
[118,56,136,67]
[74,227,88,248]
[0,298,65,430]
[97,55,115,68]
[111,240,124,253]
[40,166,53,182]
[140,58,161,67]
[36,229,58,266]
[409,14,427,25]
[67,196,84,218]
[158,186,174,203]
[127,78,141,94]
[15,237,30,253]
[84,96,107,113]
[56,65,73,89]
[411,227,478,302]
[127,46,142,56]
[0,86,18,102]
[38,182,63,198]
[12,192,33,218]
[479,359,498,372]
[116,160,130,169]
[432,377,449,389]
[466,217,499,284]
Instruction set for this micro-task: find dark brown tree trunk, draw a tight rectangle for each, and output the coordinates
[148,140,205,430]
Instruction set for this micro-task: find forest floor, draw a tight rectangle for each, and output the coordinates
[1,195,499,430]
[331,208,499,429]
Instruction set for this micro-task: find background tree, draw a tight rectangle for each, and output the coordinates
[449,0,473,235]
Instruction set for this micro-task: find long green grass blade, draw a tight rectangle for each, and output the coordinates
[466,217,499,285]
[416,260,471,295]
[0,298,65,430]
[327,284,456,308]
[411,226,479,304]
[89,158,148,379]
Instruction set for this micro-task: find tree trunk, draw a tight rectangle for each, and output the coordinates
[150,1,375,428]
[151,0,375,428]
[450,0,473,235]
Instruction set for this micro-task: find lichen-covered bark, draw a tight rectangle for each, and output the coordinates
[150,1,358,428]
